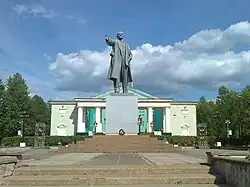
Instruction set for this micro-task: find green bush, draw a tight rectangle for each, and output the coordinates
[159,135,199,147]
[3,136,35,147]
[139,132,153,135]
[207,136,217,146]
[3,135,86,147]
[45,135,85,146]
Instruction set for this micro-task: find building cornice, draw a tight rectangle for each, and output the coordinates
[49,100,76,105]
[171,101,198,105]
[49,99,197,105]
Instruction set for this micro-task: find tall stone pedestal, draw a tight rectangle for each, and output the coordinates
[106,93,138,134]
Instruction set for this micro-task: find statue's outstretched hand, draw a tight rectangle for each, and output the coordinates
[104,35,109,41]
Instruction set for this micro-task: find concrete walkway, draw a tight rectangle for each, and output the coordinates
[22,153,104,166]
[140,153,206,165]
[21,152,207,166]
[21,153,151,166]
[0,185,228,187]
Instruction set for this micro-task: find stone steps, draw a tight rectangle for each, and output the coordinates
[14,165,212,176]
[0,185,229,187]
[58,135,180,153]
[2,164,227,186]
[2,174,225,185]
[58,149,180,153]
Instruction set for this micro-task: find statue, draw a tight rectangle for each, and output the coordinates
[105,32,133,93]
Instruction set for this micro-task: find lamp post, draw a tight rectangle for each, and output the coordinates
[19,111,29,147]
[138,115,142,134]
[225,119,231,147]
[94,121,97,134]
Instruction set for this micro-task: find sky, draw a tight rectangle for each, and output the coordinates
[1,0,250,101]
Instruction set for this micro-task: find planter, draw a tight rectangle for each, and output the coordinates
[206,152,213,166]
[212,155,250,187]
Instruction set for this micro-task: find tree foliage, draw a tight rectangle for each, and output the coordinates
[197,85,250,141]
[1,72,250,146]
[0,73,50,139]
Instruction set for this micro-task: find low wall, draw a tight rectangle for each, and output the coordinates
[212,155,250,187]
[0,156,18,184]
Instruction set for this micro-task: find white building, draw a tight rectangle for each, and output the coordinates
[50,88,197,136]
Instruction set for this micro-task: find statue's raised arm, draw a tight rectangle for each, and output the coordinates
[105,35,115,46]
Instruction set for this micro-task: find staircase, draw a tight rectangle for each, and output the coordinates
[1,165,228,186]
[58,135,181,153]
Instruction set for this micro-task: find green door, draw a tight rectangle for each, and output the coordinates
[138,109,148,133]
[86,108,96,132]
[153,108,163,131]
[101,108,106,133]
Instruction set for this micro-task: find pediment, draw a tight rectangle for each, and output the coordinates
[94,88,158,99]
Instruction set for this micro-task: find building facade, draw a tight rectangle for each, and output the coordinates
[50,88,197,136]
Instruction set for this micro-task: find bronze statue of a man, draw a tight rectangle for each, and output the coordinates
[105,32,133,93]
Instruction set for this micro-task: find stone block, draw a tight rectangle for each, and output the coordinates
[106,93,138,134]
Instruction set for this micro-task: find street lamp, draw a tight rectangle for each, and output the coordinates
[225,119,231,147]
[19,111,29,148]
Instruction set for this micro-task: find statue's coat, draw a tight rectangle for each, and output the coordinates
[105,39,133,83]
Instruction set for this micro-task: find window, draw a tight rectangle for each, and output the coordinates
[181,124,190,136]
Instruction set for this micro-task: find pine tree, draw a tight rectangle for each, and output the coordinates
[0,79,6,139]
[4,73,31,136]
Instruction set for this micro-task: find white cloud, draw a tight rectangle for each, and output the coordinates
[49,21,250,96]
[44,54,52,61]
[13,4,55,18]
[13,4,85,23]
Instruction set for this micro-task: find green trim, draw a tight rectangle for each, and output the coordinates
[129,88,157,99]
[93,90,113,99]
[86,108,96,132]
[153,108,163,131]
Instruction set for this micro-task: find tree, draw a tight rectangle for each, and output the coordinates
[214,86,232,138]
[197,96,216,137]
[0,79,6,139]
[28,95,50,135]
[239,86,250,136]
[4,73,31,136]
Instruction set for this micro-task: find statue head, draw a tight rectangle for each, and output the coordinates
[116,31,124,40]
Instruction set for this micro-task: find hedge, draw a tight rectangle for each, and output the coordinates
[217,136,250,146]
[3,135,87,147]
[158,135,199,147]
[157,135,250,147]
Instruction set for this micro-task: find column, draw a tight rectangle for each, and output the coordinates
[164,107,171,133]
[163,108,166,132]
[77,107,85,133]
[95,107,102,133]
[148,107,153,133]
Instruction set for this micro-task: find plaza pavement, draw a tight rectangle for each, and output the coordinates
[1,147,248,166]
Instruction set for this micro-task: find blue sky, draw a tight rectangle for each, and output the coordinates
[1,0,250,101]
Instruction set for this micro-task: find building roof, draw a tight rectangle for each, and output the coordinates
[93,87,159,99]
[49,88,197,104]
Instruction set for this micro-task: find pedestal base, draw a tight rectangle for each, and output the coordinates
[106,93,138,134]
